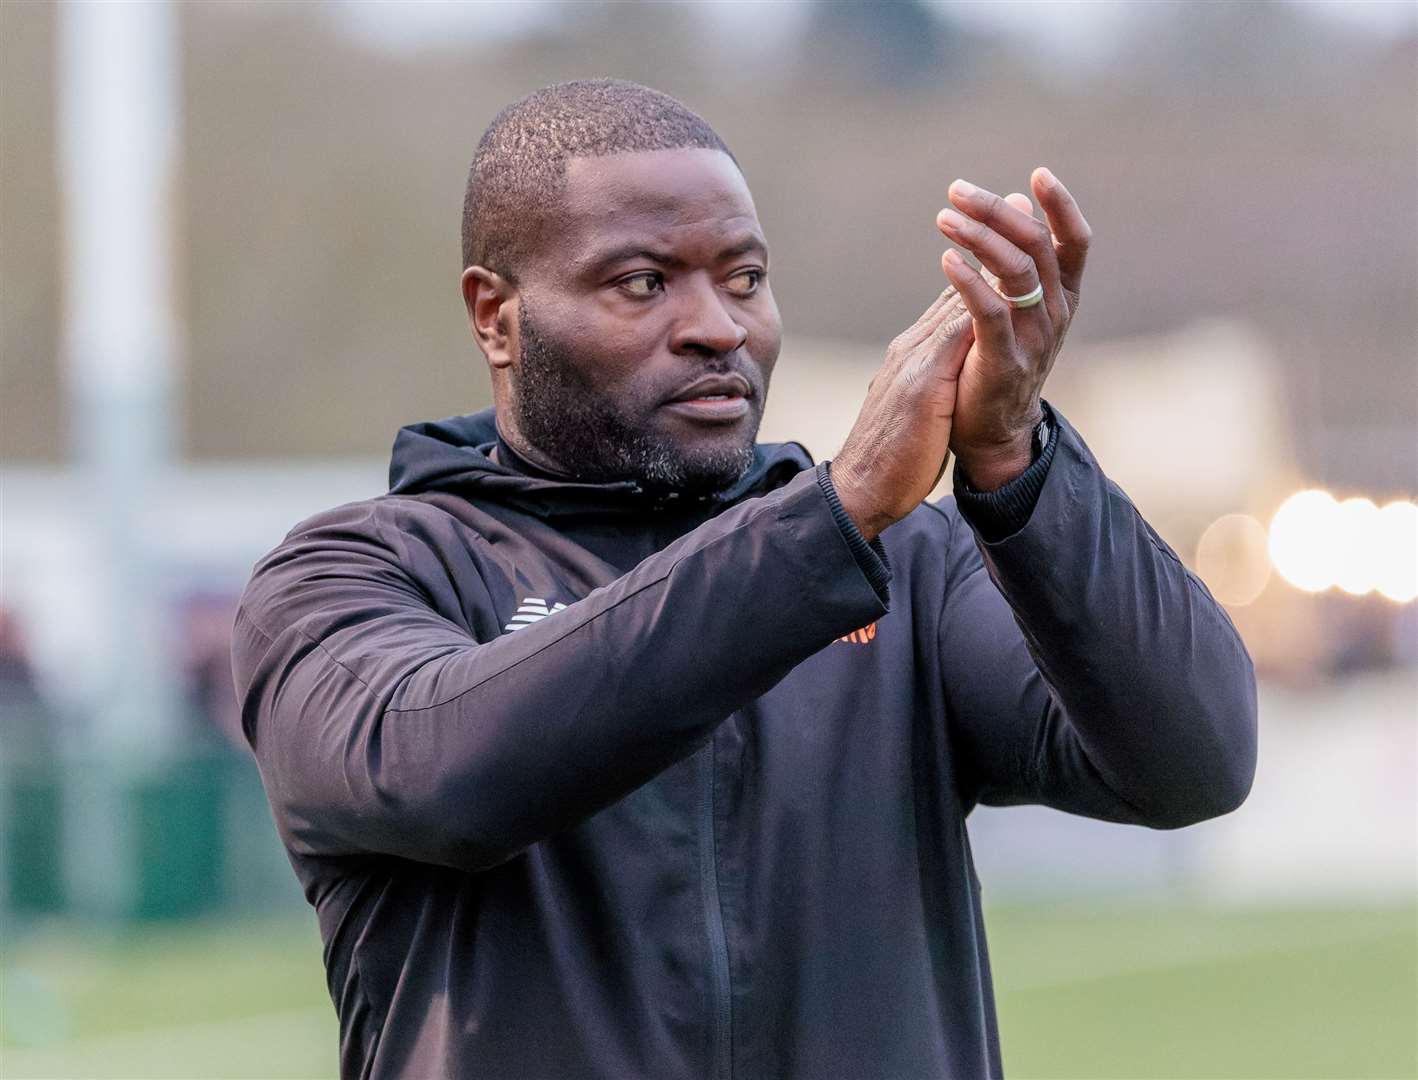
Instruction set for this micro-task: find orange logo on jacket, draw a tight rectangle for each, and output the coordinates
[837,622,877,645]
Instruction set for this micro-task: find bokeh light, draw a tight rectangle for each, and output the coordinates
[1373,500,1418,603]
[1266,490,1418,601]
[1333,497,1380,596]
[1195,513,1271,607]
[1267,490,1340,593]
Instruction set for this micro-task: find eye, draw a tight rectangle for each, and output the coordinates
[618,272,664,297]
[725,269,763,296]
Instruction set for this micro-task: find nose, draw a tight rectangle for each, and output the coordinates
[669,278,748,358]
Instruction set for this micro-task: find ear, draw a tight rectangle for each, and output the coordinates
[461,266,519,370]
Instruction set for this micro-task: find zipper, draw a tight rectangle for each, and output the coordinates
[697,740,733,1080]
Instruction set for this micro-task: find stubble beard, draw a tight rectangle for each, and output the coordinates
[510,305,760,495]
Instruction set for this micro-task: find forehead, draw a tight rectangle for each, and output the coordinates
[556,148,764,263]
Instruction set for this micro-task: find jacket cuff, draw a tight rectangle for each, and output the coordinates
[953,401,1060,543]
[817,462,892,605]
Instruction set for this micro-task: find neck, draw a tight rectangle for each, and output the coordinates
[489,392,571,474]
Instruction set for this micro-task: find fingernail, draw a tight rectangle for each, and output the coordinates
[950,179,976,199]
[1036,167,1056,189]
[938,208,966,232]
[943,249,964,268]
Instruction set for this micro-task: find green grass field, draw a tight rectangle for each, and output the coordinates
[2,905,1414,1079]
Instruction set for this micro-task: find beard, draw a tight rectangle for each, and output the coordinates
[509,304,762,495]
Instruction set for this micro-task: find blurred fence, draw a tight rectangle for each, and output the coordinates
[1,744,304,923]
[1,459,384,925]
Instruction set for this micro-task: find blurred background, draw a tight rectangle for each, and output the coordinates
[1,1,1415,1076]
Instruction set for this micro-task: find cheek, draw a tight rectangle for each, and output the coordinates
[532,298,653,390]
[747,296,783,379]
[580,304,667,380]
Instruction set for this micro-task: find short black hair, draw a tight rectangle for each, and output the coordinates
[462,79,734,281]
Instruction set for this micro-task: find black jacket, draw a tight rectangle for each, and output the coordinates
[231,405,1256,1079]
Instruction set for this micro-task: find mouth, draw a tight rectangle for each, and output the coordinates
[663,374,754,423]
[662,396,751,422]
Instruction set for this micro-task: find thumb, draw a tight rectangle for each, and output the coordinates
[927,311,975,384]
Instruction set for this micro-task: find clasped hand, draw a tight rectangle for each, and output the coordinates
[832,168,1091,541]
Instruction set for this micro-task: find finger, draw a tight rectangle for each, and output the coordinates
[879,284,965,391]
[941,248,1014,357]
[1001,190,1065,326]
[947,178,1063,323]
[922,282,965,326]
[937,205,1041,309]
[897,283,964,353]
[925,301,974,384]
[1031,167,1091,303]
[936,278,968,325]
[915,312,974,417]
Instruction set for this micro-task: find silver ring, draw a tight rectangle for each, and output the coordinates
[999,282,1044,309]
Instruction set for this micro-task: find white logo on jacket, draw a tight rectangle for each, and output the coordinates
[503,598,568,633]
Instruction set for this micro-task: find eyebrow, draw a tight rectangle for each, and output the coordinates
[578,235,768,275]
[717,236,769,262]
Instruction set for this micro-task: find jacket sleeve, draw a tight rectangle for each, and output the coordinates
[232,464,888,872]
[935,409,1258,829]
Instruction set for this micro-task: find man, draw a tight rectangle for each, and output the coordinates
[232,79,1256,1079]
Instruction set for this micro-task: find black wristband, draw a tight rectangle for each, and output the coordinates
[817,462,892,605]
[953,402,1059,543]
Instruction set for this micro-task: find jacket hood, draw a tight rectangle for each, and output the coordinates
[387,407,814,518]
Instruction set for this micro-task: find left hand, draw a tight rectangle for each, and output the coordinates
[935,167,1091,490]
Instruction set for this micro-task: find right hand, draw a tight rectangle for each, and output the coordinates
[830,286,975,541]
